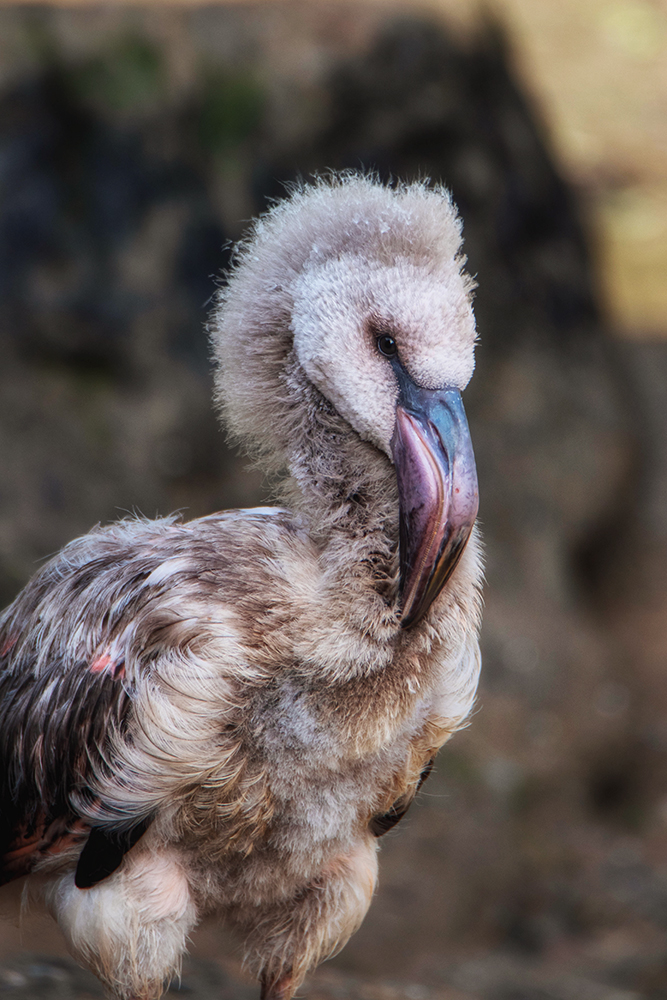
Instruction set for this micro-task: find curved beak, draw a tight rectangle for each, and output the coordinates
[391,373,479,628]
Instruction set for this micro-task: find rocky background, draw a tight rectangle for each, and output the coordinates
[1,4,667,998]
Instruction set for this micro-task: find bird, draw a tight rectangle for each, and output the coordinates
[0,174,482,1000]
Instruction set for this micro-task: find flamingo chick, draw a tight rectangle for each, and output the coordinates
[0,175,483,1000]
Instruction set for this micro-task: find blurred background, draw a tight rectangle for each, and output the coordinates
[0,1,666,998]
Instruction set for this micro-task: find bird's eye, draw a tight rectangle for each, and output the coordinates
[377,335,398,358]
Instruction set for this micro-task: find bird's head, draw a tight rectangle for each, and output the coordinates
[211,174,479,627]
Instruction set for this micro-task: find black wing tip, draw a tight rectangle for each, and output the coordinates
[75,818,152,889]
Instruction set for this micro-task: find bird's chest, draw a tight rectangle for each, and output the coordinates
[248,677,428,847]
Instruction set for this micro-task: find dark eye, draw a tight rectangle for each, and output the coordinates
[377,335,397,358]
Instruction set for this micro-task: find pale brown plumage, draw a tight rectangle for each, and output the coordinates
[0,174,483,1000]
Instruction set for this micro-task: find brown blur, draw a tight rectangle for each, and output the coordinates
[0,3,666,998]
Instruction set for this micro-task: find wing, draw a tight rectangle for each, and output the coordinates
[74,820,153,888]
[0,557,142,886]
[0,516,200,887]
[369,757,434,837]
[0,643,136,885]
[0,511,286,888]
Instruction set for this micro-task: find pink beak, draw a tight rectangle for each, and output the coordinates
[391,384,479,628]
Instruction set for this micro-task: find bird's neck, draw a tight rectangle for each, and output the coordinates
[279,366,400,615]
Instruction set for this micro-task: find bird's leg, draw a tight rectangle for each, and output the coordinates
[245,841,378,1000]
[260,969,295,1000]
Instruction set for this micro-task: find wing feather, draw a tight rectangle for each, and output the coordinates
[0,518,185,885]
[369,757,435,837]
[0,511,288,885]
[0,645,133,884]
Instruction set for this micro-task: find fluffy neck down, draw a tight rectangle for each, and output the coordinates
[278,355,401,623]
